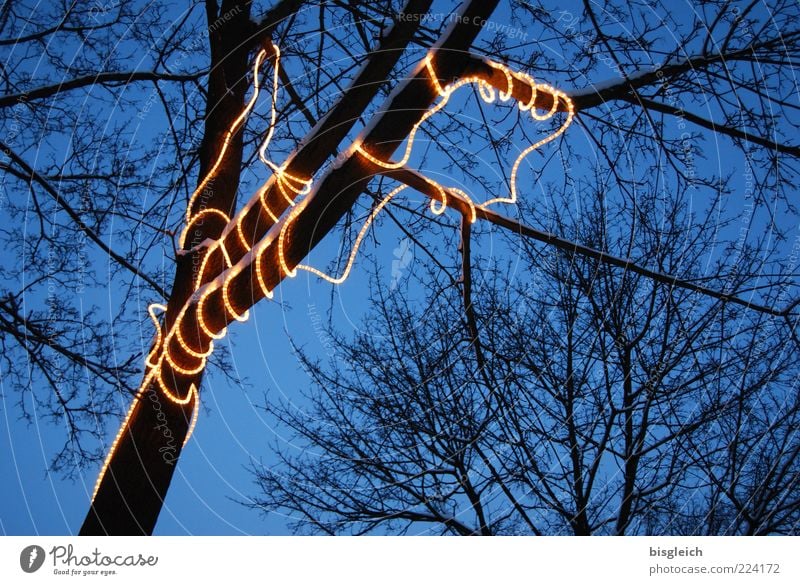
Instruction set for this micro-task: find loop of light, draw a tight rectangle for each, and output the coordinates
[355,55,575,210]
[92,45,281,501]
[92,44,574,502]
[276,55,574,284]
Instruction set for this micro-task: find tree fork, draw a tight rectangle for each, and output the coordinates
[192,0,505,341]
[80,0,440,535]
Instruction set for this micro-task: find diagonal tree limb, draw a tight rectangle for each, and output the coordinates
[0,71,205,108]
[206,0,439,279]
[189,0,504,342]
[384,166,796,319]
[619,95,799,157]
[0,142,168,298]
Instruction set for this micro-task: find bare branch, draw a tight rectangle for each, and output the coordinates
[0,142,168,298]
[385,166,795,318]
[0,71,205,108]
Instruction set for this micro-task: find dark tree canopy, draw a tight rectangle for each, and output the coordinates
[0,0,798,534]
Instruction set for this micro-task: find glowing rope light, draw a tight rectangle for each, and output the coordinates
[90,392,140,501]
[194,50,574,301]
[355,55,498,171]
[254,244,275,300]
[152,45,279,403]
[516,71,537,112]
[91,47,280,503]
[496,64,514,102]
[175,325,214,360]
[144,303,167,368]
[196,293,228,340]
[184,208,232,243]
[163,349,205,376]
[223,271,250,322]
[359,54,576,211]
[193,220,239,290]
[269,162,311,206]
[90,378,199,501]
[427,178,448,216]
[277,185,408,284]
[92,46,575,504]
[184,388,200,451]
[492,88,573,208]
[153,369,196,406]
[258,44,282,165]
[179,47,271,248]
[426,55,447,94]
[447,186,477,223]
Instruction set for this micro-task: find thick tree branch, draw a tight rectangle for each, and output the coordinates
[201,0,503,319]
[203,0,436,282]
[169,0,503,385]
[385,166,795,318]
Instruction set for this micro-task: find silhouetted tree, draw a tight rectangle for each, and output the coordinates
[246,0,800,534]
[1,0,798,534]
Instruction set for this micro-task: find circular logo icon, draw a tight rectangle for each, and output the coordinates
[20,545,46,573]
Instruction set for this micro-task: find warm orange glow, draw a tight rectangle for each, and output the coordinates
[91,45,279,502]
[274,49,584,286]
[278,185,408,284]
[144,303,167,369]
[223,271,250,322]
[179,48,270,248]
[89,375,199,501]
[92,45,575,504]
[258,44,282,165]
[447,187,477,223]
[90,392,139,501]
[497,64,514,102]
[175,324,214,360]
[352,54,574,244]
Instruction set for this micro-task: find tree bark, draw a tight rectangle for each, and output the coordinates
[81,0,260,535]
[80,0,439,535]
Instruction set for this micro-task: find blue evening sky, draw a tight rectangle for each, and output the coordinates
[1,0,789,534]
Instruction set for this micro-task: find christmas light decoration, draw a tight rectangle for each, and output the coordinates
[91,45,278,501]
[91,44,575,503]
[356,55,575,211]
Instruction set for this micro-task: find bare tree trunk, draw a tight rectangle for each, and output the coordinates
[80,0,459,535]
[80,0,291,535]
